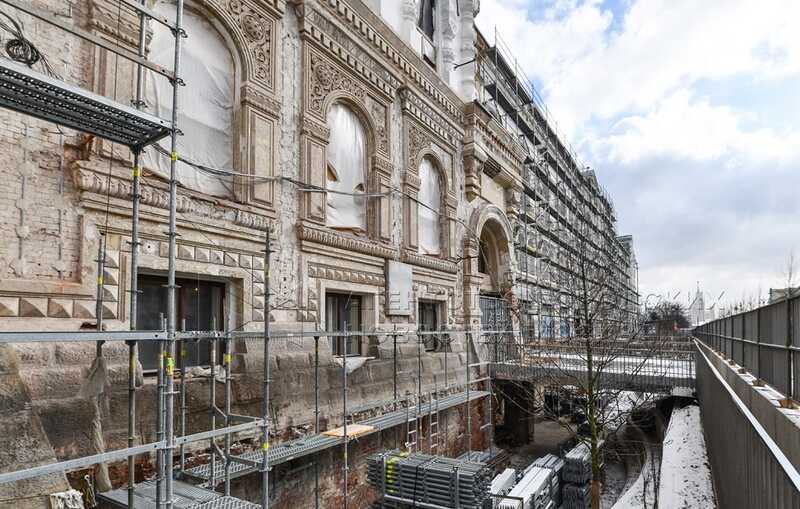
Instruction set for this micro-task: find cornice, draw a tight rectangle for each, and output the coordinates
[297,223,398,260]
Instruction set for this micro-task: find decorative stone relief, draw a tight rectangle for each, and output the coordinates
[407,123,433,169]
[308,263,385,286]
[308,53,366,115]
[297,223,397,260]
[365,96,389,154]
[225,0,274,86]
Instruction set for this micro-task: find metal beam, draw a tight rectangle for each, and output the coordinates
[0,330,166,343]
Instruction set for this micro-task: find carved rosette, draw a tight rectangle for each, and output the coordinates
[225,0,273,86]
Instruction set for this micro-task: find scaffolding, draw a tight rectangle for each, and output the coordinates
[0,3,502,509]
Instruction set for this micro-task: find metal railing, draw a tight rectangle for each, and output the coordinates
[694,340,800,508]
[484,334,695,392]
[694,294,799,400]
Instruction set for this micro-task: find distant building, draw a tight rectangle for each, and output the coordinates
[689,284,706,326]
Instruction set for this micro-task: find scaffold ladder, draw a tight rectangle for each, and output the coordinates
[428,389,441,454]
[405,394,418,453]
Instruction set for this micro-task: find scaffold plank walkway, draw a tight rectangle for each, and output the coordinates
[184,390,490,483]
[97,480,219,509]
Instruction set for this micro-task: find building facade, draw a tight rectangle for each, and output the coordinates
[0,0,637,507]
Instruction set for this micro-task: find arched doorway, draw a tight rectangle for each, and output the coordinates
[464,205,515,331]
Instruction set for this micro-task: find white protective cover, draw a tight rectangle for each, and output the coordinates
[417,157,441,255]
[326,103,367,229]
[142,1,235,198]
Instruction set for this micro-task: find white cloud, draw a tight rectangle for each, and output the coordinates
[591,89,800,165]
[476,0,800,306]
[476,0,800,135]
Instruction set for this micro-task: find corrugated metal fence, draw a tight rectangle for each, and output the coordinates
[694,341,800,508]
[694,294,800,399]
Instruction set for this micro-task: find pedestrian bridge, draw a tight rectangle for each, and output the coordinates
[484,338,696,393]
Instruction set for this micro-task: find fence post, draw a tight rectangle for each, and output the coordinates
[788,297,794,400]
[756,306,761,381]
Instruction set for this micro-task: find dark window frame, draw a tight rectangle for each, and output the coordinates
[137,274,225,372]
[326,292,363,356]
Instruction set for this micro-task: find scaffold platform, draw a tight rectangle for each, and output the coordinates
[97,480,219,509]
[0,57,172,149]
[184,389,490,483]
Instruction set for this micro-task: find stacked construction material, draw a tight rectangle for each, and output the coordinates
[367,450,492,509]
[489,468,517,508]
[498,465,552,509]
[563,442,592,484]
[531,454,564,507]
[561,441,603,509]
[562,482,591,509]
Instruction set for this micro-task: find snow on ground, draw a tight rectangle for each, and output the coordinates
[611,443,660,509]
[658,405,716,508]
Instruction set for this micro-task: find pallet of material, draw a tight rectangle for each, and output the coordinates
[367,450,492,509]
[531,454,564,507]
[321,423,375,438]
[562,441,603,484]
[498,466,551,509]
[489,468,517,508]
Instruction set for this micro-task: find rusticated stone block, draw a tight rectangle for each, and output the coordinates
[0,297,19,317]
[19,297,47,317]
[47,298,72,318]
[72,300,96,319]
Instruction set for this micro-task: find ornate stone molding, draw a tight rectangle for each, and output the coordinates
[297,223,397,260]
[309,53,366,115]
[318,0,464,128]
[308,263,385,286]
[241,84,281,117]
[401,250,458,274]
[223,0,275,87]
[72,166,273,233]
[407,122,433,170]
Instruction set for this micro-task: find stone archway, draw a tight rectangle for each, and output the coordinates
[463,204,515,328]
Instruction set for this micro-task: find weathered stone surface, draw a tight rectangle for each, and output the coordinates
[47,298,72,318]
[72,300,96,319]
[224,252,239,266]
[19,297,47,317]
[0,297,19,317]
[178,244,196,260]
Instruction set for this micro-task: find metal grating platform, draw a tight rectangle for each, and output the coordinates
[190,496,261,509]
[0,57,172,149]
[184,389,490,484]
[97,480,219,509]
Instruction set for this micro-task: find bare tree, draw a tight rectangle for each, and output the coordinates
[784,249,797,299]
[491,202,684,509]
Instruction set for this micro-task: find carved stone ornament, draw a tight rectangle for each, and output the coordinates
[407,122,433,169]
[225,0,273,85]
[309,53,366,115]
[297,223,397,260]
[72,166,273,232]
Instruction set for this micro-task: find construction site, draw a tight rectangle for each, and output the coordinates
[0,0,733,508]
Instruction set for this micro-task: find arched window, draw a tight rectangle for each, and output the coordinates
[143,1,235,198]
[418,157,441,255]
[326,103,367,230]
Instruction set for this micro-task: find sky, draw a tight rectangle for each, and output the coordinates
[475,0,800,312]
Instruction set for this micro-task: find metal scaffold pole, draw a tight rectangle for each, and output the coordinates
[209,318,218,489]
[466,329,471,455]
[164,1,185,507]
[261,227,272,509]
[314,329,320,509]
[127,4,147,505]
[342,324,349,509]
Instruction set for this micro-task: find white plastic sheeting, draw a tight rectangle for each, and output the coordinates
[142,1,235,198]
[418,157,441,255]
[326,103,367,229]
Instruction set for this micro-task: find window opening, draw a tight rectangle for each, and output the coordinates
[326,293,362,356]
[137,275,225,370]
